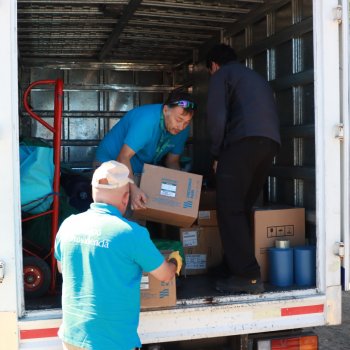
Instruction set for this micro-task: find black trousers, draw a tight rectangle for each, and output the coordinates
[216,137,279,278]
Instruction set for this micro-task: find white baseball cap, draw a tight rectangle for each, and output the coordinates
[92,160,134,189]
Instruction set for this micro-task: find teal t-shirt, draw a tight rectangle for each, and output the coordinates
[95,104,190,173]
[54,203,164,350]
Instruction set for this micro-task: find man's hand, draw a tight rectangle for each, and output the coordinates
[164,153,181,170]
[212,160,218,173]
[167,251,183,276]
[130,183,147,210]
[57,261,62,273]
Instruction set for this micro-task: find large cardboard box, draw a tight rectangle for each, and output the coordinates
[140,273,176,310]
[253,207,305,282]
[133,164,202,227]
[180,226,223,275]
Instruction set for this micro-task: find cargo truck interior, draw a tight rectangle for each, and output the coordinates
[17,0,316,311]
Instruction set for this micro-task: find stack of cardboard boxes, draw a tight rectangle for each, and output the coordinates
[134,164,202,309]
[180,189,223,276]
[134,165,224,308]
[134,165,223,277]
[135,164,306,309]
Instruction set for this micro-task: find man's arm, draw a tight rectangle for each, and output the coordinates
[149,251,182,282]
[149,260,177,282]
[57,261,62,273]
[117,144,147,209]
[117,143,136,176]
[164,153,181,170]
[207,72,227,158]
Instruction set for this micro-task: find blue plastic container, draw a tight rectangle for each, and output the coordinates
[268,247,294,287]
[294,246,316,287]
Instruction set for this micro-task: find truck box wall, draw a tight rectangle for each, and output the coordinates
[4,0,345,348]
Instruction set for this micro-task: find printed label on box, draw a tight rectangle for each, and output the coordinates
[185,254,207,269]
[186,178,194,199]
[267,225,295,238]
[285,225,294,236]
[182,230,198,247]
[198,210,211,219]
[159,289,170,298]
[267,226,277,237]
[160,181,177,197]
[140,275,150,290]
[277,226,285,236]
[183,200,193,208]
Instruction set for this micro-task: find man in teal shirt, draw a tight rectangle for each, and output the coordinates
[95,91,197,210]
[55,161,182,350]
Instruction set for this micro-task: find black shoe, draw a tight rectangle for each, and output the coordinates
[215,275,264,294]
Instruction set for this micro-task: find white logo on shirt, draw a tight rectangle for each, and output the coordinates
[68,228,110,248]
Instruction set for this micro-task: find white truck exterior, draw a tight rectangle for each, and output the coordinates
[1,0,349,348]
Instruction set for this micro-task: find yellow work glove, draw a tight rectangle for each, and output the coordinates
[167,251,183,276]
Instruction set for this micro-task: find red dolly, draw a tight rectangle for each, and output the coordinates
[22,79,63,297]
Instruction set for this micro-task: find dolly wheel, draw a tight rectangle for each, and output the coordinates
[23,256,51,298]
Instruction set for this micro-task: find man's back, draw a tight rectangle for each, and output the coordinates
[55,202,164,350]
[207,61,281,156]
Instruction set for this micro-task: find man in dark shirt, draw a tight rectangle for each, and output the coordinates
[206,44,281,293]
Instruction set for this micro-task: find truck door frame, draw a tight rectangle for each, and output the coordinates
[0,0,345,348]
[0,0,24,348]
[339,0,350,291]
[313,0,343,299]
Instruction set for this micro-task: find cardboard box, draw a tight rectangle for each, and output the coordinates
[253,207,306,282]
[140,273,176,310]
[140,250,176,309]
[133,164,203,227]
[197,210,218,226]
[180,226,223,275]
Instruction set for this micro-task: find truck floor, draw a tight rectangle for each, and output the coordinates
[24,274,313,311]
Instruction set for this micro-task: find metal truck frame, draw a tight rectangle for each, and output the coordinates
[0,0,349,348]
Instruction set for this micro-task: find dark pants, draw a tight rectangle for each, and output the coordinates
[216,137,279,278]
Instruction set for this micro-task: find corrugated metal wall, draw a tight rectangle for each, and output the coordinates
[19,63,193,170]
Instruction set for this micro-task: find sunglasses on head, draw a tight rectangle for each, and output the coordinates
[169,100,197,110]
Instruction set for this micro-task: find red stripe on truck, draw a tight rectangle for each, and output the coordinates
[19,304,324,340]
[281,304,324,316]
[20,327,59,339]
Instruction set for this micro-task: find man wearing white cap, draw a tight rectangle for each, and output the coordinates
[55,160,182,350]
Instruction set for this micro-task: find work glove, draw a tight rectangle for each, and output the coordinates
[167,251,183,276]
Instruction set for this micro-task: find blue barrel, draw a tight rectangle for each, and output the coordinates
[268,247,294,287]
[294,246,316,287]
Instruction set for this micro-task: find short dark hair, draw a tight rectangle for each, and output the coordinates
[164,90,197,111]
[206,44,237,69]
